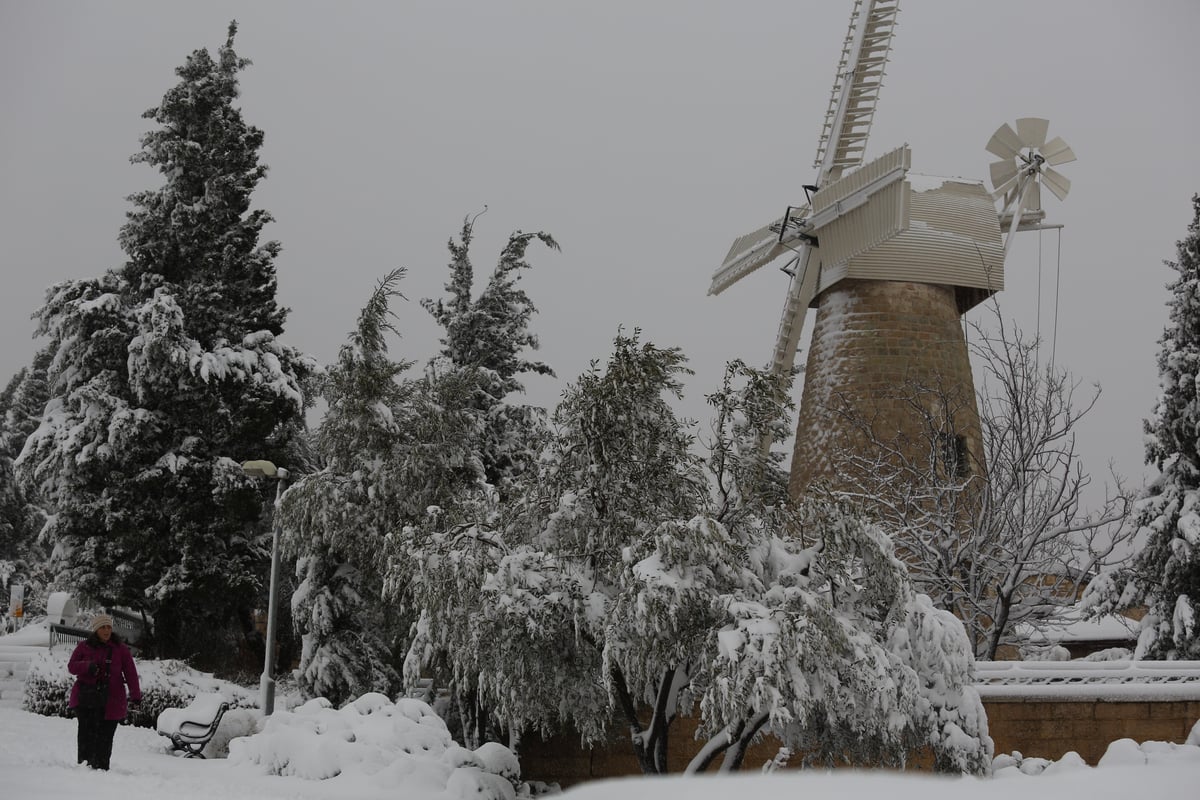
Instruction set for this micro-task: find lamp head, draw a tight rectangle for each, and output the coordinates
[241,459,279,479]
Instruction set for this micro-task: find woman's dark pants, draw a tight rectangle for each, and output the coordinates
[76,708,119,770]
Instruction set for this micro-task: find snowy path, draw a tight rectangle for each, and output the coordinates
[0,704,401,800]
[0,622,49,709]
[3,701,1200,800]
[0,644,37,708]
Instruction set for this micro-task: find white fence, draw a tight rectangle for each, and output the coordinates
[975,660,1200,701]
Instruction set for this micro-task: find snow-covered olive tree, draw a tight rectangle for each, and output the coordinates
[400,329,701,750]
[401,337,992,774]
[15,24,315,658]
[1086,194,1200,659]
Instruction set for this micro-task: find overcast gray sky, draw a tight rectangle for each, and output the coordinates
[2,1,1198,499]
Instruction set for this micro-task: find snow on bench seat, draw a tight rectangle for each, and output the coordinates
[156,692,230,758]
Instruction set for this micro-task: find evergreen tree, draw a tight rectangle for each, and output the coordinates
[277,270,411,705]
[0,351,52,611]
[1090,195,1200,659]
[15,23,313,660]
[421,217,559,493]
[282,216,561,723]
[281,268,499,705]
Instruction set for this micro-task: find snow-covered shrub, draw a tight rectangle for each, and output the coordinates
[21,651,73,719]
[994,736,1200,775]
[1077,647,1132,662]
[1020,644,1071,662]
[229,693,527,798]
[22,649,257,728]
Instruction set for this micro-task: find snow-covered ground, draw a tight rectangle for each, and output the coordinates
[5,621,1199,799]
[0,701,405,799]
[3,698,1200,800]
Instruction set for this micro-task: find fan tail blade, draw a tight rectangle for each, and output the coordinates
[1016,117,1050,149]
[986,123,1023,160]
[989,159,1019,192]
[1043,168,1071,201]
[1041,136,1076,166]
[992,171,1022,199]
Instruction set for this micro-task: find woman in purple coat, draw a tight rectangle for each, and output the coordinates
[68,613,142,770]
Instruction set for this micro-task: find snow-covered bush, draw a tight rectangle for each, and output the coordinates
[1076,647,1132,662]
[229,692,528,798]
[22,649,257,728]
[993,735,1200,776]
[21,651,73,719]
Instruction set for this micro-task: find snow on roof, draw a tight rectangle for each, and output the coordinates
[905,172,985,192]
[0,620,50,647]
[1018,609,1139,645]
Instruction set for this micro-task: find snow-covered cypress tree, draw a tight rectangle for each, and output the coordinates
[421,217,558,493]
[1,349,52,460]
[1089,195,1200,659]
[120,23,285,343]
[282,267,500,706]
[277,270,411,705]
[15,23,313,659]
[0,350,52,611]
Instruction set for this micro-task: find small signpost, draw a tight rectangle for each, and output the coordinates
[7,584,23,632]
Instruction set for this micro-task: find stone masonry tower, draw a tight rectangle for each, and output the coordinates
[786,175,1004,497]
[788,279,984,497]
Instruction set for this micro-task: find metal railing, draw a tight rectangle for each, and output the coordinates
[48,623,92,650]
[975,660,1200,701]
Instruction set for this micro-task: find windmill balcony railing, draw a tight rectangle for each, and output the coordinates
[974,660,1200,702]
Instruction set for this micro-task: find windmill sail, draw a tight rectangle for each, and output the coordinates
[767,145,912,376]
[709,217,791,296]
[808,145,911,268]
[814,0,900,180]
[708,0,902,382]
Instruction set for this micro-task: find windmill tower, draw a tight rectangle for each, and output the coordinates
[709,0,1074,498]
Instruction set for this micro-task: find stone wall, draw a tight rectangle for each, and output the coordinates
[982,698,1200,765]
[519,713,788,787]
[518,697,1200,787]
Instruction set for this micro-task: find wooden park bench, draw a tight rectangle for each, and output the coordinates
[156,692,230,758]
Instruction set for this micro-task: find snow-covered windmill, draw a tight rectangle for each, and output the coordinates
[709,0,1075,496]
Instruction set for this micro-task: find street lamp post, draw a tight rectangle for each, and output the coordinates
[241,459,289,716]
